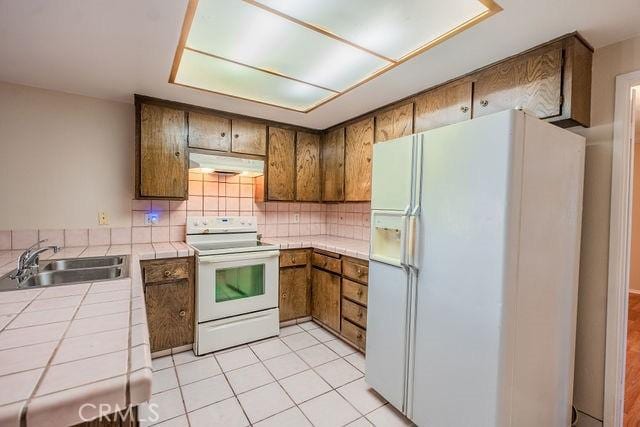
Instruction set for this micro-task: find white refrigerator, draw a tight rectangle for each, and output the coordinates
[365,110,585,427]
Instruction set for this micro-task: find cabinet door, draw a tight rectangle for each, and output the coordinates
[188,111,230,151]
[267,127,295,201]
[311,268,341,332]
[322,128,345,202]
[145,279,194,352]
[345,117,374,201]
[280,266,310,321]
[414,81,473,132]
[296,132,321,202]
[473,46,563,119]
[374,103,413,143]
[139,104,188,199]
[231,119,267,155]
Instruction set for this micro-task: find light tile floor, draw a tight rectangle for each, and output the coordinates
[140,321,414,426]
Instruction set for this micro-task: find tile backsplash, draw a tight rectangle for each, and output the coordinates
[0,172,371,250]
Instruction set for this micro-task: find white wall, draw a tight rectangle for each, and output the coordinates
[572,35,640,423]
[0,82,134,229]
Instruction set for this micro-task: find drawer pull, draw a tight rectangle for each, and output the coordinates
[357,288,363,297]
[480,99,489,107]
[357,311,363,318]
[164,270,172,278]
[179,310,186,317]
[460,106,469,113]
[291,257,296,263]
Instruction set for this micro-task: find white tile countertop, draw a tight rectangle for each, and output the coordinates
[261,235,369,260]
[0,242,194,427]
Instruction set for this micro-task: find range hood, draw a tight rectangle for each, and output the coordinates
[189,152,264,177]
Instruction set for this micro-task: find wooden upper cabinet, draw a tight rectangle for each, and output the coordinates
[138,103,188,199]
[473,45,563,120]
[414,81,473,132]
[188,112,230,152]
[345,118,374,201]
[267,127,295,201]
[322,128,345,202]
[374,103,413,143]
[296,132,321,202]
[231,119,267,156]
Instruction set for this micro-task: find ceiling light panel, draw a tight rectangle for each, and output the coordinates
[175,49,335,110]
[170,0,500,112]
[186,0,390,93]
[254,0,492,60]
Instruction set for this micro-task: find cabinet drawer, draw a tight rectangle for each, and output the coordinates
[312,252,341,274]
[280,250,309,268]
[342,258,368,284]
[341,318,366,350]
[342,298,367,329]
[144,260,189,284]
[342,278,368,306]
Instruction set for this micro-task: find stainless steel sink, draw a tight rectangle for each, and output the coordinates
[41,256,125,271]
[0,255,129,292]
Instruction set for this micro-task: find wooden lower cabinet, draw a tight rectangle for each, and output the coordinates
[278,249,369,352]
[280,267,310,321]
[142,257,195,353]
[311,267,341,332]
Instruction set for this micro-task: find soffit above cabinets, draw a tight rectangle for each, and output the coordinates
[170,0,502,113]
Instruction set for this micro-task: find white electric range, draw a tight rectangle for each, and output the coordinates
[186,216,280,355]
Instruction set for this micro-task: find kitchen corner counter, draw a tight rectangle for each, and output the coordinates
[0,242,194,427]
[261,235,369,260]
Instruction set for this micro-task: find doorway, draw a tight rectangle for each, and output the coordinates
[625,87,640,425]
[606,71,640,427]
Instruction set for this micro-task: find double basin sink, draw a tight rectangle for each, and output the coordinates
[0,255,129,292]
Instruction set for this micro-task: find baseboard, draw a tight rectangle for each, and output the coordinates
[629,289,640,295]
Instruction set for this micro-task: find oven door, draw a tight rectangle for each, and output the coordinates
[197,250,279,322]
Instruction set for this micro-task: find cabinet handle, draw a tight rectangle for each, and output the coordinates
[460,106,469,113]
[291,257,296,263]
[356,268,362,275]
[357,288,363,297]
[179,310,186,317]
[234,134,239,139]
[164,270,172,278]
[221,132,226,137]
[174,151,180,158]
[357,311,363,318]
[480,100,489,107]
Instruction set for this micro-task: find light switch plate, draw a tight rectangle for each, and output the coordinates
[293,213,300,223]
[98,212,109,225]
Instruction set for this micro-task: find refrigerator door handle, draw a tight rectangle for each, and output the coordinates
[407,212,419,271]
[400,207,411,269]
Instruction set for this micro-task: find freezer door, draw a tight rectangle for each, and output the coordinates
[365,260,411,411]
[371,135,415,212]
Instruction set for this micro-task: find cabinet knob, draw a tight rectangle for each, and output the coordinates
[358,311,363,318]
[234,134,239,139]
[460,106,469,113]
[357,288,363,297]
[221,132,226,137]
[356,268,362,275]
[480,100,489,107]
[174,151,180,158]
[164,270,172,278]
[291,257,296,263]
[179,310,186,317]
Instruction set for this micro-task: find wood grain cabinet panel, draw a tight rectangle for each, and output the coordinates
[188,112,231,151]
[374,103,413,143]
[473,46,563,120]
[345,118,374,201]
[342,278,368,306]
[142,257,195,353]
[311,268,341,332]
[231,119,267,156]
[280,249,309,268]
[414,81,473,132]
[342,298,367,329]
[280,266,311,322]
[342,258,368,284]
[341,318,366,351]
[322,128,345,202]
[138,104,188,199]
[267,127,296,201]
[296,132,321,202]
[312,252,341,274]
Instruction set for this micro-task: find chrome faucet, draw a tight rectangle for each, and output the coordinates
[11,240,60,280]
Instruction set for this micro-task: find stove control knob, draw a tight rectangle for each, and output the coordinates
[202,220,208,226]
[193,221,199,226]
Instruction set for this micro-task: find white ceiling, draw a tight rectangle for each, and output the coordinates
[0,0,639,130]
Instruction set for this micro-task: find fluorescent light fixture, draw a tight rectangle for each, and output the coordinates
[170,0,501,112]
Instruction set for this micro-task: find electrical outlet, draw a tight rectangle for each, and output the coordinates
[98,212,109,225]
[293,213,300,223]
[145,213,159,225]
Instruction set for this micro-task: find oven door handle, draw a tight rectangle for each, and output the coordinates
[197,250,280,264]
